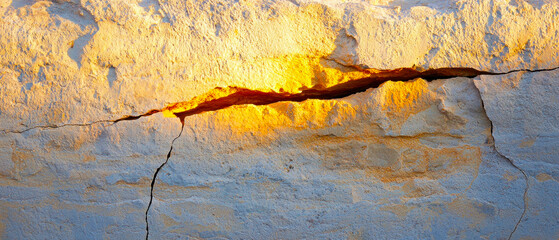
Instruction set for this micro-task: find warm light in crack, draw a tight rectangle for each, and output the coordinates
[159,66,485,122]
[161,87,244,118]
[161,58,375,118]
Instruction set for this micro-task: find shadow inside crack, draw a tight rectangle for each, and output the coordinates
[167,67,488,121]
[5,65,557,135]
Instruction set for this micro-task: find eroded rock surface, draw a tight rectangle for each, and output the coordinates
[149,77,525,239]
[0,0,558,239]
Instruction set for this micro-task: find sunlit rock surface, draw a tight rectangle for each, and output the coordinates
[150,77,525,239]
[0,0,558,239]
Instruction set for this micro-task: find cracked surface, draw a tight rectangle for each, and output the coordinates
[1,0,559,239]
[3,66,552,239]
[474,69,559,239]
[145,123,184,240]
[1,69,553,239]
[145,75,514,239]
[144,67,557,239]
[475,87,529,240]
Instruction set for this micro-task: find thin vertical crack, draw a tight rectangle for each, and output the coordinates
[491,123,529,240]
[145,119,185,240]
[475,86,529,240]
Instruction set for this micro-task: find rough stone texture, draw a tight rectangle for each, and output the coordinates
[0,114,180,239]
[1,0,559,130]
[0,0,558,239]
[475,69,559,239]
[150,77,525,239]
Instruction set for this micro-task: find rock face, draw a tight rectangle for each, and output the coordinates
[0,0,558,239]
[475,70,559,239]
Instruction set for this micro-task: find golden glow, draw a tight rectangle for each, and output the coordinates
[162,87,244,118]
[379,78,430,112]
[278,56,375,90]
[161,57,374,118]
[160,64,484,120]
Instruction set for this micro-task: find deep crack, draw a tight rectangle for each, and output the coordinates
[475,85,529,240]
[3,66,557,135]
[144,119,185,240]
[166,66,559,119]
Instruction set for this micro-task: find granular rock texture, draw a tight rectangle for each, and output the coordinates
[0,0,558,239]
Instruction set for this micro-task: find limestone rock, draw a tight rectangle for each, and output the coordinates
[1,0,558,130]
[0,0,558,239]
[475,69,559,239]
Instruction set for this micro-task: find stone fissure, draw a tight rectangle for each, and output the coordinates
[163,66,554,120]
[145,121,185,240]
[0,110,160,135]
[475,85,529,240]
[3,66,557,135]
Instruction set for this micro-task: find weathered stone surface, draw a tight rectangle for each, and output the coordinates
[0,114,180,239]
[475,69,559,239]
[1,0,559,130]
[0,0,558,239]
[149,77,526,239]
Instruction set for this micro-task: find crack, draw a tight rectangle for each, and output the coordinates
[321,57,559,76]
[475,85,529,240]
[144,119,185,240]
[166,66,559,120]
[167,67,490,120]
[0,110,160,135]
[497,66,559,75]
[3,66,557,135]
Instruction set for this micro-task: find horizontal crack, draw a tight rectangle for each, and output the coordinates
[2,66,557,135]
[166,66,559,122]
[0,110,160,135]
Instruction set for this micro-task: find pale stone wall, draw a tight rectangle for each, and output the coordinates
[0,0,558,239]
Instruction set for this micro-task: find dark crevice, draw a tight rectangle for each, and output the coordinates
[172,67,487,120]
[3,66,557,135]
[475,87,529,240]
[170,66,559,120]
[144,119,185,240]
